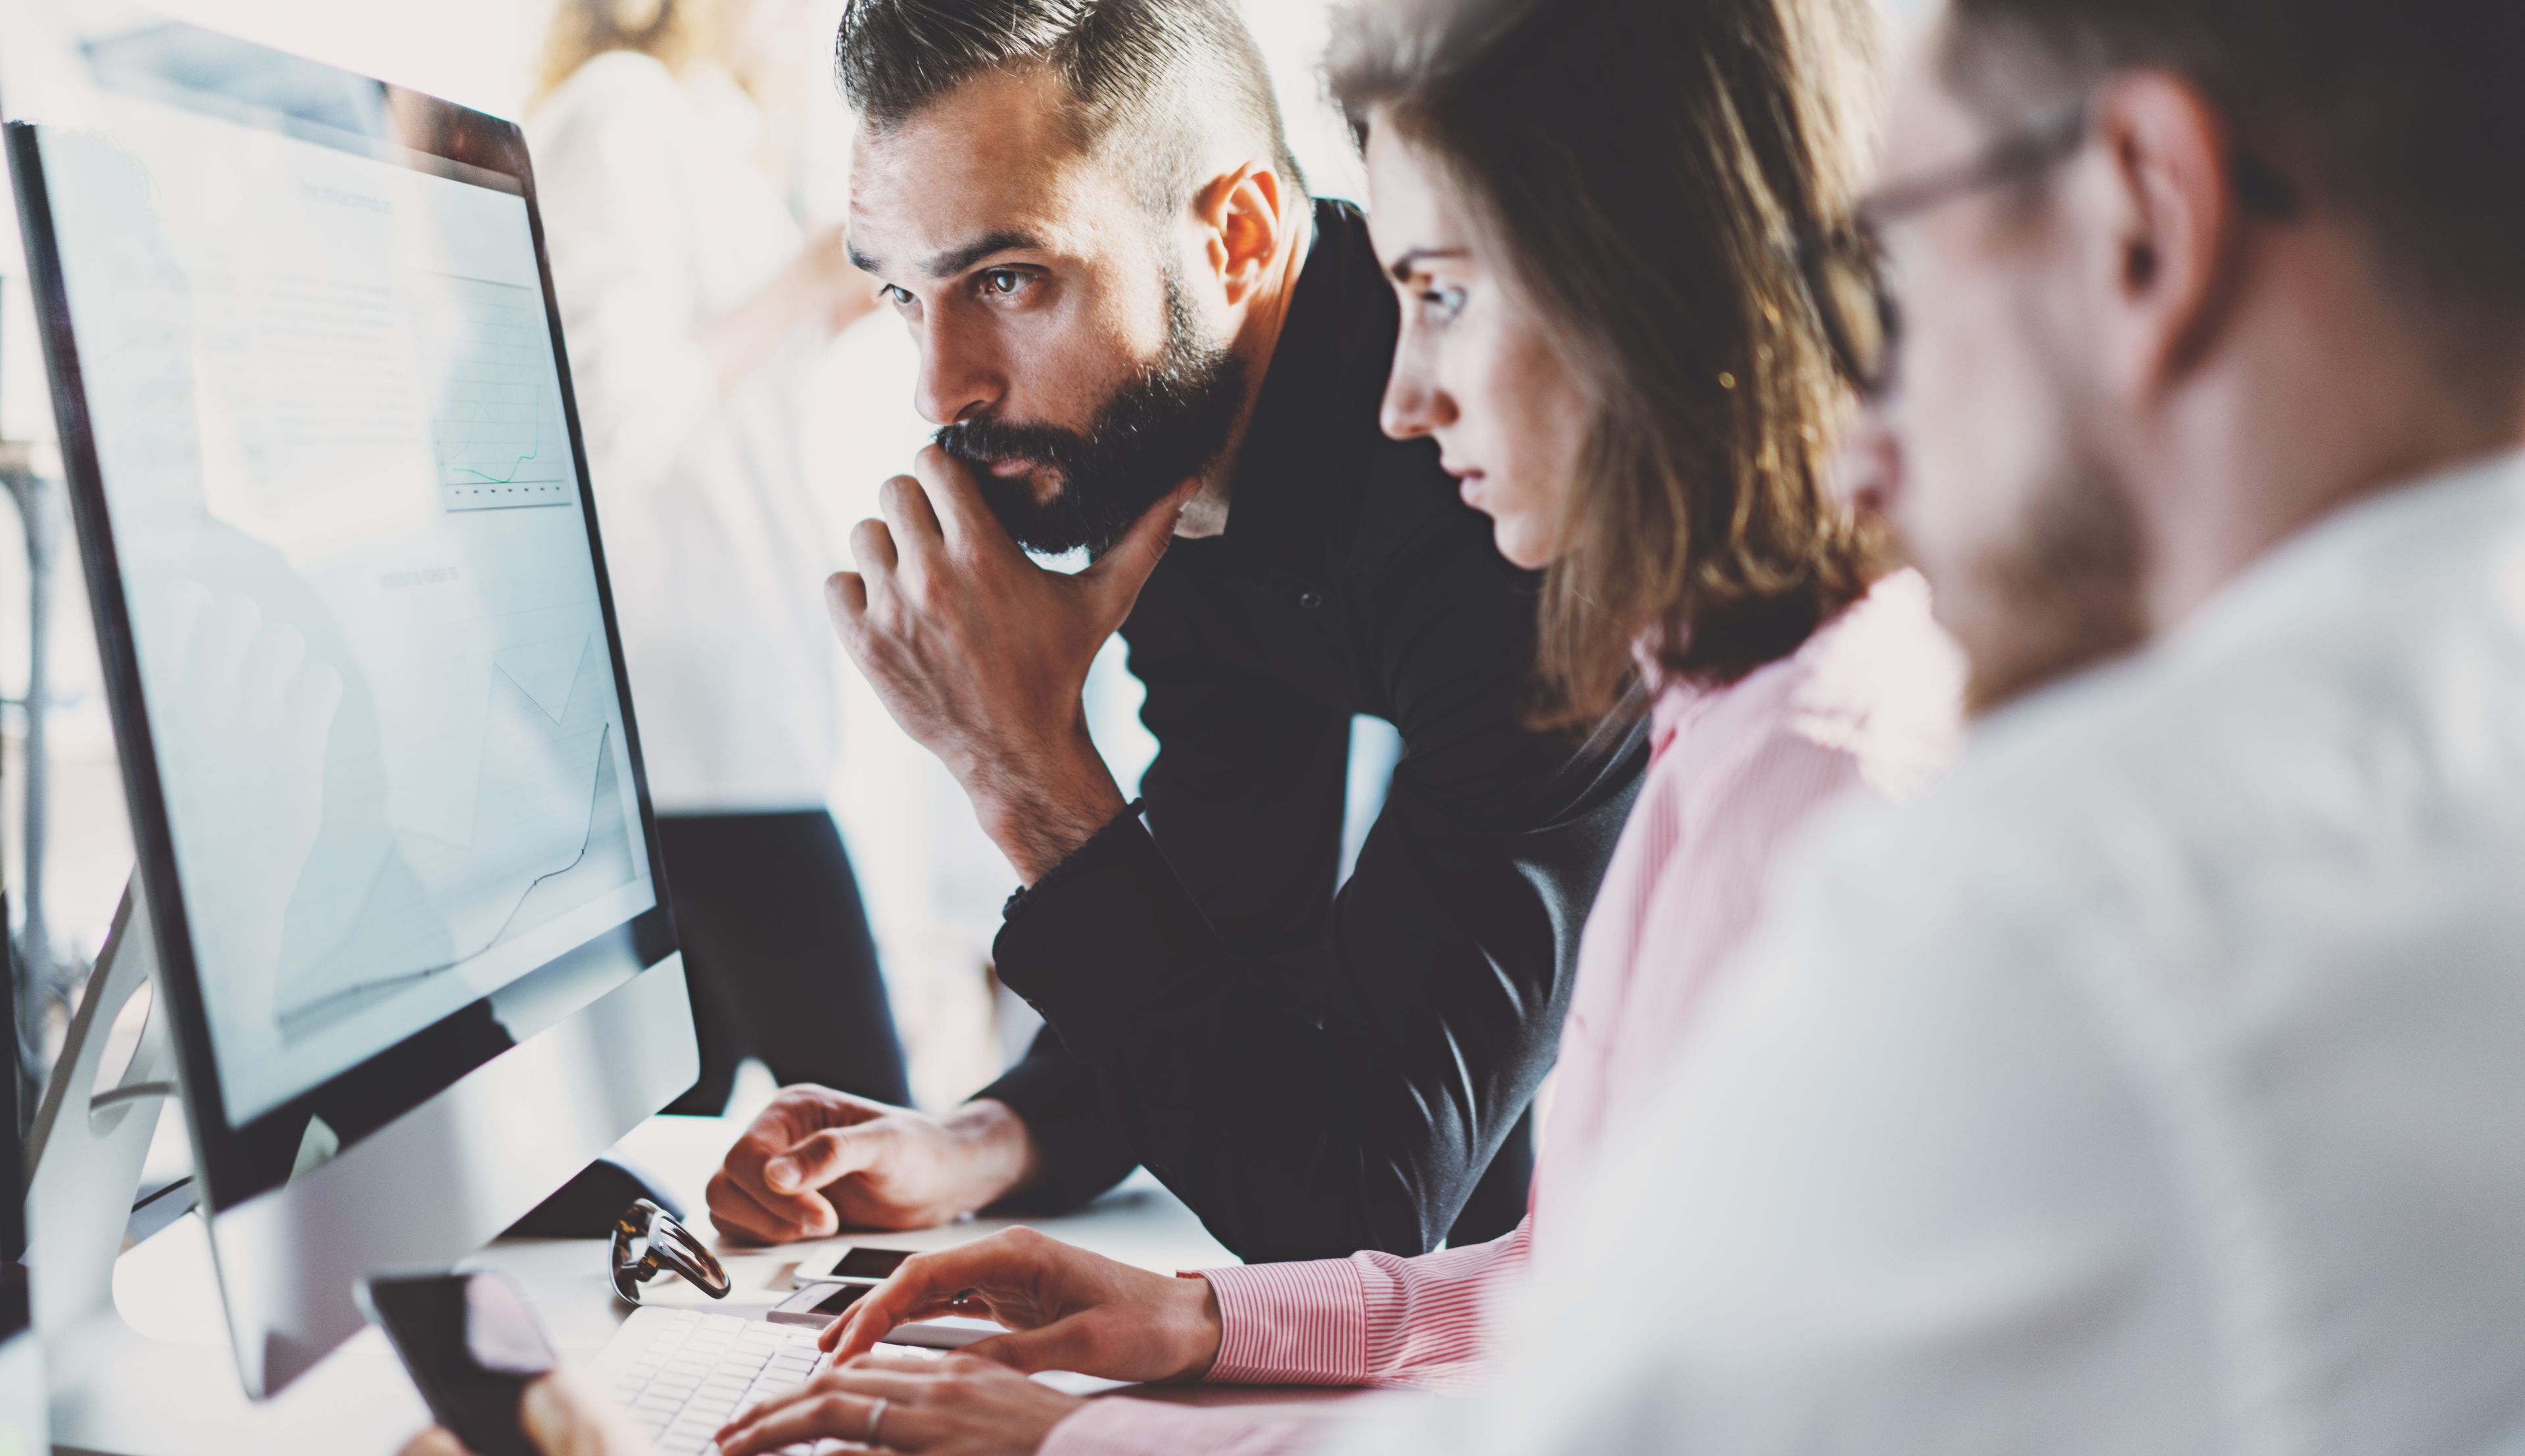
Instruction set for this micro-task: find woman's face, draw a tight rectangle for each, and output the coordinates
[1365,120,1591,571]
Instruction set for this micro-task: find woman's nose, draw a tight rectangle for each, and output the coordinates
[1380,364,1456,442]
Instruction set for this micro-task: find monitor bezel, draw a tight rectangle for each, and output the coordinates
[7,23,682,1212]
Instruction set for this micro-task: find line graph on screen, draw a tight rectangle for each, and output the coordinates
[421,272,577,513]
[273,630,640,1037]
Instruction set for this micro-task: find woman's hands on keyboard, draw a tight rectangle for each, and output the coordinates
[821,1227,1223,1384]
[714,1352,1082,1456]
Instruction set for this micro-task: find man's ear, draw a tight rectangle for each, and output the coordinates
[2084,71,2251,397]
[1193,161,1293,307]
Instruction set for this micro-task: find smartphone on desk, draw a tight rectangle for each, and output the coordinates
[788,1244,917,1288]
[358,1270,556,1456]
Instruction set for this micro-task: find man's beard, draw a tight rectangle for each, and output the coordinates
[1943,427,2149,716]
[938,277,1249,558]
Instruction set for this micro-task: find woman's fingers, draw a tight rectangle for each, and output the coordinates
[715,1363,946,1454]
[827,1288,981,1358]
[959,1316,1109,1376]
[713,1388,891,1456]
[824,1236,1036,1355]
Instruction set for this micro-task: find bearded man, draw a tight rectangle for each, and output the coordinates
[702,0,1646,1264]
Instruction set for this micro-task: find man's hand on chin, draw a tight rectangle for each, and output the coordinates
[828,444,1190,884]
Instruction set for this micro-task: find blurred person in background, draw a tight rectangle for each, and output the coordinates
[530,0,911,1113]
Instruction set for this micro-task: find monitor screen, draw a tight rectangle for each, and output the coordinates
[15,27,674,1205]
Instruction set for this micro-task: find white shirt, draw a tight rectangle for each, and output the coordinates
[528,53,839,812]
[1315,449,2525,1455]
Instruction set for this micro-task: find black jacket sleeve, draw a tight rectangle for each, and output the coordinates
[985,501,1648,1263]
[971,1024,1140,1215]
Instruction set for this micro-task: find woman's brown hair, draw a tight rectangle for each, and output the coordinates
[1329,0,1888,722]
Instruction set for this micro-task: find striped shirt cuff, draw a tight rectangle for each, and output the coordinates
[1197,1261,1374,1386]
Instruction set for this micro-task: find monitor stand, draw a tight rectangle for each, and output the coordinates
[25,879,172,1351]
[22,880,431,1456]
[20,872,690,1455]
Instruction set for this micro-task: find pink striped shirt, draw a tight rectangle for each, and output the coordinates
[1044,572,1963,1456]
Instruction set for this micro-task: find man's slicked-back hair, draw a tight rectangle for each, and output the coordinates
[1942,0,2525,375]
[836,0,1306,218]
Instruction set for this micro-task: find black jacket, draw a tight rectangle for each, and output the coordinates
[977,200,1647,1263]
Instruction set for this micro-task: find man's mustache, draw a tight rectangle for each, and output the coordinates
[936,417,1091,477]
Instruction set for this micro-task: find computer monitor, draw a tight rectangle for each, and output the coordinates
[5,18,696,1398]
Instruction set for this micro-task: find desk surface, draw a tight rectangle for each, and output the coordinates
[70,1114,1344,1456]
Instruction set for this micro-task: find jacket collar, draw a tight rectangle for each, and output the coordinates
[1216,199,1397,578]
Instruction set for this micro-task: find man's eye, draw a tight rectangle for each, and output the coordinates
[884,285,916,308]
[981,270,1030,298]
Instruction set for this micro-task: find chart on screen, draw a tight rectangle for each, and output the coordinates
[423,271,578,512]
[270,626,640,1037]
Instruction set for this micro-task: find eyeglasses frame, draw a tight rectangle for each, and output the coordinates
[1799,95,2303,399]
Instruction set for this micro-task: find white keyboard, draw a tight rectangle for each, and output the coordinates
[594,1307,935,1455]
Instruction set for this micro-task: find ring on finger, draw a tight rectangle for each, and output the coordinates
[865,1395,889,1446]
